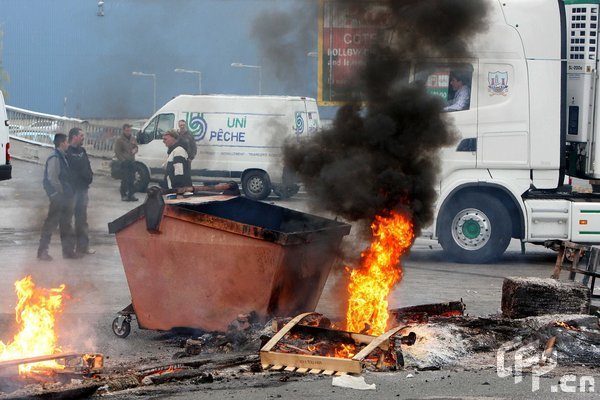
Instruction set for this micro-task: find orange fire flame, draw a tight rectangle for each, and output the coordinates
[346,211,414,336]
[0,276,66,374]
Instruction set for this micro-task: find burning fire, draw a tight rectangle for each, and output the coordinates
[346,211,414,336]
[0,276,66,374]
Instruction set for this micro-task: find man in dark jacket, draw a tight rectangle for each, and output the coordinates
[162,130,192,189]
[177,119,197,161]
[113,123,139,201]
[66,127,95,256]
[37,133,78,261]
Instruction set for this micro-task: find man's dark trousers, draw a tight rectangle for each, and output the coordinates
[73,188,89,253]
[38,193,75,257]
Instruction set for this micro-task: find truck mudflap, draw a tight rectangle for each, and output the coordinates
[0,164,11,181]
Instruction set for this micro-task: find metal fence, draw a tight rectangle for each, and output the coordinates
[7,105,121,159]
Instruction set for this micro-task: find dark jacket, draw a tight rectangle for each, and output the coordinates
[43,149,72,197]
[179,130,197,161]
[66,145,93,190]
[164,142,192,189]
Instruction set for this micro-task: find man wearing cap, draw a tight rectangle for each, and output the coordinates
[162,130,192,189]
[114,123,139,201]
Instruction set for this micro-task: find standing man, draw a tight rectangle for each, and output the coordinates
[37,133,78,261]
[114,123,139,201]
[162,130,192,189]
[177,119,197,162]
[66,127,95,256]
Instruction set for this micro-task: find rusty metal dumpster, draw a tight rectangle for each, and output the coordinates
[108,192,351,336]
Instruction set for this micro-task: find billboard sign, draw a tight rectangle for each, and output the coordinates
[318,0,389,105]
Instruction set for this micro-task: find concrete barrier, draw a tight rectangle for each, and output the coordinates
[10,136,112,176]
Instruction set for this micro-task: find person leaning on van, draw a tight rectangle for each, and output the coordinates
[162,130,192,189]
[114,123,139,202]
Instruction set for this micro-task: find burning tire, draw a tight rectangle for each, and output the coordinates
[242,170,271,200]
[273,184,299,199]
[438,193,511,264]
[133,162,150,193]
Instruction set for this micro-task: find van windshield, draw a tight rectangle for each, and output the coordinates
[139,113,175,144]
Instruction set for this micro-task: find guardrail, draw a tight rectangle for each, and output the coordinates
[7,106,121,159]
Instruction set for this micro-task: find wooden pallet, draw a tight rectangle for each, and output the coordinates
[260,312,405,375]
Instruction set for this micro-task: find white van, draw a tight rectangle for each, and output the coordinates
[134,95,320,200]
[0,91,11,181]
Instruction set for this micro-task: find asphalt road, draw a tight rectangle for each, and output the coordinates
[0,159,597,399]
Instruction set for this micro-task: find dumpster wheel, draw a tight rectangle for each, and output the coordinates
[112,315,132,338]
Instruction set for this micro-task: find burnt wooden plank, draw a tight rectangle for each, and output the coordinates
[502,277,590,318]
[0,353,82,369]
[260,351,362,374]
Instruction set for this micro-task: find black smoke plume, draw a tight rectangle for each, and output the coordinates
[250,5,318,93]
[284,0,489,236]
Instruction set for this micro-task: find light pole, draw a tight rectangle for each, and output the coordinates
[174,68,202,94]
[132,71,156,113]
[231,63,262,95]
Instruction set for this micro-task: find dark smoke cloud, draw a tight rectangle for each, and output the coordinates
[284,0,489,236]
[250,2,318,93]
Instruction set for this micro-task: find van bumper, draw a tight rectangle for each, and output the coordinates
[0,164,12,181]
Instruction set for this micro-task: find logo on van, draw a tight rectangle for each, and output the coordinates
[295,112,305,134]
[187,113,208,140]
[488,71,509,96]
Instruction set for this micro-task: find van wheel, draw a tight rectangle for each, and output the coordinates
[438,193,511,264]
[242,171,271,200]
[133,162,150,193]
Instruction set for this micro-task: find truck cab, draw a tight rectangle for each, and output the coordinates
[423,0,600,263]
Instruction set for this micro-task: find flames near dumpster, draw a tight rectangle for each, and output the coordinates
[0,276,66,375]
[346,211,414,336]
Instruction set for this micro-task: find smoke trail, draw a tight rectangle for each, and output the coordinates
[284,0,489,236]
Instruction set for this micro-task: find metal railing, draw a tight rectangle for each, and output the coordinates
[7,105,122,159]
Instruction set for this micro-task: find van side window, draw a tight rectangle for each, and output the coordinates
[138,113,175,143]
[414,63,474,112]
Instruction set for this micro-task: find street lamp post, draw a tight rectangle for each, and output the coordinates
[174,68,202,94]
[132,71,156,113]
[230,63,262,95]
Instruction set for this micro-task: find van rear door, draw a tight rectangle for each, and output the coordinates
[0,91,11,181]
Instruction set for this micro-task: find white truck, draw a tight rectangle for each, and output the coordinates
[134,94,320,200]
[0,91,11,181]
[420,0,600,263]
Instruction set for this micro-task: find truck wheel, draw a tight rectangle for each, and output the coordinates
[439,193,511,264]
[133,162,150,193]
[242,171,271,200]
